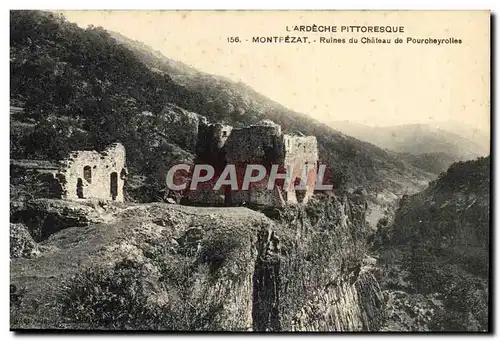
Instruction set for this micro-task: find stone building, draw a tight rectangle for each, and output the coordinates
[225,120,318,206]
[11,143,127,202]
[56,143,127,202]
[281,133,319,203]
[11,159,63,200]
[185,119,319,208]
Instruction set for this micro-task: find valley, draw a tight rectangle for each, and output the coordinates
[9,10,490,332]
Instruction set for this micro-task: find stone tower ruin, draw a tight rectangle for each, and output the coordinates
[185,119,319,207]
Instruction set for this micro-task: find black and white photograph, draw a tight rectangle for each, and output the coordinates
[9,9,491,332]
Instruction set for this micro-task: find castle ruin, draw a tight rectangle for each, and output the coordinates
[13,116,318,209]
[11,143,127,202]
[186,119,319,207]
[56,143,127,202]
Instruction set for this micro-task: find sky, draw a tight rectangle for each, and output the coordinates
[59,10,490,135]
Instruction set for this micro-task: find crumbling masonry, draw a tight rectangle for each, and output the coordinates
[12,117,316,208]
[11,143,127,202]
[186,119,319,207]
[54,143,127,202]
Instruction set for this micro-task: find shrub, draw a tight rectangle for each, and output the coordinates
[60,235,243,331]
[60,258,165,330]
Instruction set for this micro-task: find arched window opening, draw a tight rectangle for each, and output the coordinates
[110,172,118,200]
[83,166,92,184]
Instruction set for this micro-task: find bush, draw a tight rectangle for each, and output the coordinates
[60,235,244,331]
[60,258,165,330]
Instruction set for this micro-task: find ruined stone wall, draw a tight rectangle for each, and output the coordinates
[225,120,284,165]
[223,121,283,207]
[184,187,226,206]
[195,121,215,158]
[188,120,319,208]
[58,143,126,202]
[195,121,232,166]
[283,135,319,204]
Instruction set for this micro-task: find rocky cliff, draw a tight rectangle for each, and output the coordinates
[11,193,384,331]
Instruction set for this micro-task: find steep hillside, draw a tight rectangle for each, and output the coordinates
[329,121,488,161]
[10,10,435,208]
[374,156,490,331]
[391,156,490,247]
[11,11,186,169]
[65,19,438,193]
[392,152,458,175]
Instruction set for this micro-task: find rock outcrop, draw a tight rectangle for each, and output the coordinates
[10,223,40,259]
[141,103,201,153]
[10,198,112,242]
[57,143,127,202]
[11,192,384,331]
